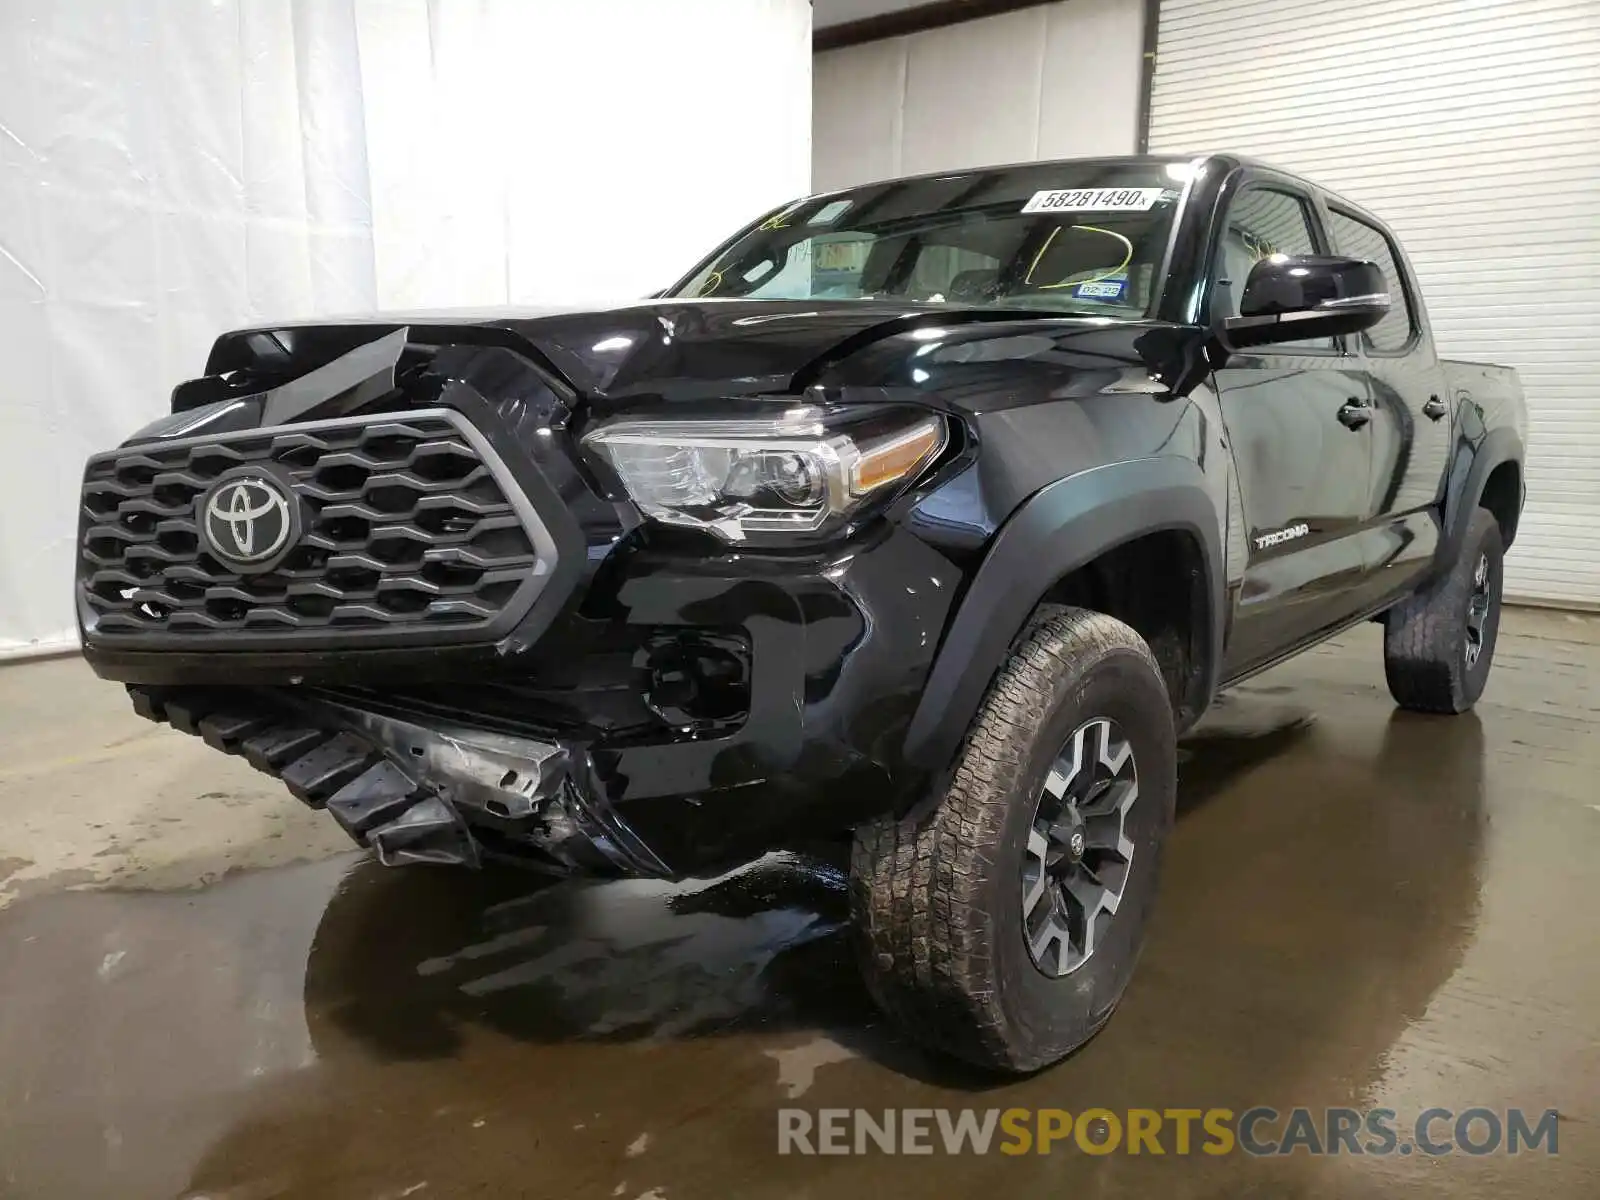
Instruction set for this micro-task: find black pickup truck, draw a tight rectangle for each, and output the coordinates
[76,153,1526,1072]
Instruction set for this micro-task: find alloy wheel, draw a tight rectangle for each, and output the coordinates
[1465,552,1493,669]
[1021,717,1138,978]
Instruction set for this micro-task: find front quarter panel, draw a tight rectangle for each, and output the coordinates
[902,456,1226,775]
[820,319,1231,775]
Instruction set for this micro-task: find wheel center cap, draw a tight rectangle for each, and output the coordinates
[1049,810,1088,868]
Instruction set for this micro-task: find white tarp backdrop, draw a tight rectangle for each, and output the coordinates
[0,0,812,656]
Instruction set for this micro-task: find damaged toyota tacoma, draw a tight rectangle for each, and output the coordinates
[76,154,1526,1072]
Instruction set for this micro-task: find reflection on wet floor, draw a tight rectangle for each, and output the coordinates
[2,626,1599,1199]
[309,853,857,1058]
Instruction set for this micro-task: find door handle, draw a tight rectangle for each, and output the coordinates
[1337,398,1371,430]
[1423,394,1449,421]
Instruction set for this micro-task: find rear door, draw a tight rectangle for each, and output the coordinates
[1322,205,1451,602]
[1209,179,1378,679]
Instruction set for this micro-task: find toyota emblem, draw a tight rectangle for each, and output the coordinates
[198,469,301,572]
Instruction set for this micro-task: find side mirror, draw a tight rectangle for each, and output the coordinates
[1220,255,1389,349]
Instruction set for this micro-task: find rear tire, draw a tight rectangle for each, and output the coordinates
[1383,507,1504,715]
[850,608,1176,1073]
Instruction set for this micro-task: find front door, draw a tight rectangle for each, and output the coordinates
[1209,182,1377,679]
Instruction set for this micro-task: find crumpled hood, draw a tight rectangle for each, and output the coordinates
[478,298,941,399]
[189,297,1185,432]
[207,299,959,404]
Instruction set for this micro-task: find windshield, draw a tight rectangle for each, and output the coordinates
[670,161,1189,317]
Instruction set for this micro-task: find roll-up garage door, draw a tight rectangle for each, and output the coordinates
[1149,0,1600,606]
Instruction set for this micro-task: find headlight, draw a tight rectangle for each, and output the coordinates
[582,407,946,542]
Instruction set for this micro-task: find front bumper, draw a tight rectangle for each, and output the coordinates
[122,526,963,878]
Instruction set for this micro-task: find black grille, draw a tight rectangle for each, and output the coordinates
[78,410,551,644]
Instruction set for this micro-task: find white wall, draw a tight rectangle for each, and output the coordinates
[812,0,1144,192]
[0,0,812,657]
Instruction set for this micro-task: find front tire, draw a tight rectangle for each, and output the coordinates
[1383,507,1504,714]
[850,608,1176,1073]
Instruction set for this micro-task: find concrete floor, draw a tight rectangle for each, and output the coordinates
[2,611,1598,1199]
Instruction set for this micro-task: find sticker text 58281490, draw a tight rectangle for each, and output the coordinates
[1022,187,1164,214]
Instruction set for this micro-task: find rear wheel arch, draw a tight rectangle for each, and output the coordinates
[1478,459,1522,549]
[902,458,1225,773]
[1439,426,1523,574]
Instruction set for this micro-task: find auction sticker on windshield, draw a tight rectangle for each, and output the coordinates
[1023,187,1164,213]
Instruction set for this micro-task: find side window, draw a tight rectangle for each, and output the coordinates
[1213,187,1330,350]
[1327,210,1414,352]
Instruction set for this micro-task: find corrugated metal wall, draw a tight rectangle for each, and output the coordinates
[1150,0,1600,606]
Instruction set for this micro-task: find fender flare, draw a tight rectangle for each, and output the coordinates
[902,456,1226,771]
[1436,425,1524,576]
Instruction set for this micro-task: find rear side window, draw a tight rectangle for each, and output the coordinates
[1327,210,1414,352]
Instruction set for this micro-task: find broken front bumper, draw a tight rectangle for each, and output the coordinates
[128,685,667,875]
